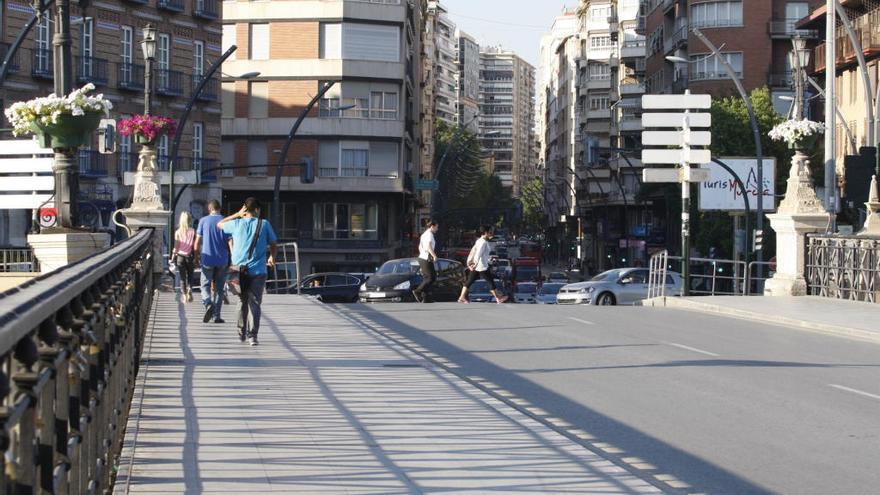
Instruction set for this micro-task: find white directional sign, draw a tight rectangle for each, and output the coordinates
[642,130,712,146]
[643,166,711,183]
[642,94,712,109]
[642,112,712,128]
[642,148,712,164]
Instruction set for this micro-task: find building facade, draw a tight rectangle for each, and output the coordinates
[479,46,535,196]
[0,0,222,247]
[456,29,480,132]
[430,1,457,126]
[220,0,423,274]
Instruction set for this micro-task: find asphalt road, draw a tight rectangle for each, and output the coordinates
[344,302,880,495]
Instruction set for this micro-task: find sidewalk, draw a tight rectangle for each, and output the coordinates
[647,295,880,343]
[113,292,664,494]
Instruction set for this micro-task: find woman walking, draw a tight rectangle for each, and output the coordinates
[458,226,508,304]
[172,211,197,302]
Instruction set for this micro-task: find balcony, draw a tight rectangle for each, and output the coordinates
[621,40,646,59]
[193,157,218,183]
[117,152,138,175]
[664,26,688,54]
[193,0,219,19]
[768,20,819,39]
[691,70,741,82]
[319,98,398,120]
[662,0,674,13]
[0,42,20,73]
[193,74,219,101]
[619,114,642,132]
[583,77,611,90]
[121,0,148,4]
[632,58,646,73]
[76,56,109,86]
[78,150,108,178]
[768,72,793,88]
[31,49,53,79]
[156,69,184,96]
[319,167,369,178]
[158,0,185,12]
[620,82,645,95]
[635,15,646,35]
[117,63,145,91]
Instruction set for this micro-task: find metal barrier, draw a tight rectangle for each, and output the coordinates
[0,228,154,494]
[267,242,301,294]
[0,248,38,273]
[647,250,668,298]
[807,234,880,303]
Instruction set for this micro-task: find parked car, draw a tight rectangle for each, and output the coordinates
[514,282,539,304]
[556,268,682,305]
[299,273,363,303]
[359,257,466,302]
[536,282,565,304]
[467,279,497,303]
[545,271,569,284]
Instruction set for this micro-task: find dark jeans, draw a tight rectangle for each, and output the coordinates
[176,255,194,292]
[200,265,228,320]
[466,268,495,290]
[415,258,436,294]
[237,273,266,338]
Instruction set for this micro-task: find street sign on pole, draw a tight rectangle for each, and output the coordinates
[642,148,712,164]
[415,179,439,191]
[642,130,712,146]
[643,167,710,183]
[642,112,712,128]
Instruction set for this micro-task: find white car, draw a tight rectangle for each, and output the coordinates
[556,268,683,305]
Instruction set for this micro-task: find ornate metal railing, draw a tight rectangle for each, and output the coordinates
[0,229,154,493]
[807,234,880,303]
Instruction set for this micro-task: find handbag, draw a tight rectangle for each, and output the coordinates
[229,219,262,276]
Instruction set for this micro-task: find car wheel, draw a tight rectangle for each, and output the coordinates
[597,292,616,306]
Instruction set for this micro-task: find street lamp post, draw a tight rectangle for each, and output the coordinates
[49,0,78,229]
[141,24,156,116]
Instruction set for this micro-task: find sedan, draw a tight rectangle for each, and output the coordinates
[513,282,539,304]
[536,282,565,304]
[557,268,682,305]
[299,273,363,303]
[360,257,466,303]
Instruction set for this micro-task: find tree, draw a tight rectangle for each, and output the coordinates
[519,177,544,233]
[434,121,483,212]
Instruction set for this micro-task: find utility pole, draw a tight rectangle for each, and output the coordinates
[824,0,837,227]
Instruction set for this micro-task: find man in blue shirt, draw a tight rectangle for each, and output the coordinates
[195,200,230,324]
[219,197,277,346]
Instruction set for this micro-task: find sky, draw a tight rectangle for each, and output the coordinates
[439,0,577,69]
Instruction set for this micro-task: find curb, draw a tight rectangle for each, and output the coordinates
[644,296,880,344]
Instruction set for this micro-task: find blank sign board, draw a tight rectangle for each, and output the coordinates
[642,112,712,128]
[642,148,712,164]
[642,94,712,109]
[642,130,712,146]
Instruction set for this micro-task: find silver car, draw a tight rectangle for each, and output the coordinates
[556,268,682,305]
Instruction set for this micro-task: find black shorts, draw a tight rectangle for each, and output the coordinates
[466,268,495,290]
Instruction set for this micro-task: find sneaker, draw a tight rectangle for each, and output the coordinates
[213,318,225,324]
[203,304,214,323]
[457,298,469,304]
[238,328,247,342]
[496,295,509,304]
[411,290,423,303]
[248,337,259,346]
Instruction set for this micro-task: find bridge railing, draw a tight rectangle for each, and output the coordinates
[807,234,880,303]
[0,228,155,494]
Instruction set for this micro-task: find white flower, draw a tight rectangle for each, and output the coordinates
[2,84,110,136]
[769,119,825,145]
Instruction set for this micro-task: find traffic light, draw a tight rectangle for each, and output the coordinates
[301,156,314,184]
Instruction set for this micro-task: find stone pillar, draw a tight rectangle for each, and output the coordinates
[858,175,880,235]
[27,232,111,273]
[120,145,171,274]
[765,149,831,296]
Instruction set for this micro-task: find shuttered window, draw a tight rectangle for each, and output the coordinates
[342,23,399,62]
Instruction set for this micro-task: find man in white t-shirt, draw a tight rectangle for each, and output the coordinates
[412,220,439,302]
[458,226,508,304]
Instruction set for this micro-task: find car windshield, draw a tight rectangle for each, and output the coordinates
[549,272,566,279]
[470,280,490,292]
[516,283,537,294]
[376,259,419,275]
[590,269,623,282]
[540,283,564,295]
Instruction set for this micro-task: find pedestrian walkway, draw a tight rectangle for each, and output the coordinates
[649,295,880,343]
[113,293,663,494]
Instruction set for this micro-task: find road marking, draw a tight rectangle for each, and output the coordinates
[661,341,720,357]
[829,384,880,401]
[568,317,595,326]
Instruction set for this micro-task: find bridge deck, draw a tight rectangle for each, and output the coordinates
[113,293,660,494]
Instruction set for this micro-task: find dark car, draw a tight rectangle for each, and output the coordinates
[299,273,363,303]
[360,257,466,302]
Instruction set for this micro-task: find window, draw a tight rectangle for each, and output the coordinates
[690,52,743,80]
[590,6,611,21]
[320,22,400,62]
[221,82,235,118]
[158,34,170,70]
[691,1,743,28]
[121,26,133,64]
[119,129,133,172]
[193,41,204,78]
[192,123,203,168]
[248,81,268,118]
[157,134,169,170]
[249,23,269,60]
[590,95,610,110]
[81,17,93,59]
[281,203,298,239]
[221,141,235,177]
[222,24,236,60]
[590,36,613,49]
[35,12,52,72]
[341,144,369,177]
[247,141,267,176]
[370,91,398,119]
[313,202,379,240]
[589,63,610,79]
[785,2,809,33]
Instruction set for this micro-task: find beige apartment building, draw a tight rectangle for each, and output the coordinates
[0,0,222,246]
[220,0,424,274]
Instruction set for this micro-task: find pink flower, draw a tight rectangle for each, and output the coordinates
[118,114,177,141]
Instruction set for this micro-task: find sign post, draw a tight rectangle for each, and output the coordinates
[641,91,712,296]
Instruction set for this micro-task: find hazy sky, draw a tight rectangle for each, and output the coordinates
[439,1,577,69]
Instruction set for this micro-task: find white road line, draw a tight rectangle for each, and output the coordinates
[829,384,880,401]
[568,317,595,326]
[661,341,720,357]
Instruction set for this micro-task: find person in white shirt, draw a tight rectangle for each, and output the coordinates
[458,226,508,304]
[413,220,439,302]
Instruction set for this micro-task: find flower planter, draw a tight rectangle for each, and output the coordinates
[30,112,102,149]
[135,134,159,146]
[788,134,818,152]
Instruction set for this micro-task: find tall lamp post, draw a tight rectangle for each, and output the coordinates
[49,0,77,229]
[141,24,156,115]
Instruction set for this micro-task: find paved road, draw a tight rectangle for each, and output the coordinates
[349,302,880,495]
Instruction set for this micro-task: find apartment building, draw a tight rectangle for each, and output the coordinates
[479,46,535,196]
[0,0,221,246]
[456,29,480,132]
[220,0,423,274]
[431,1,457,126]
[643,0,821,111]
